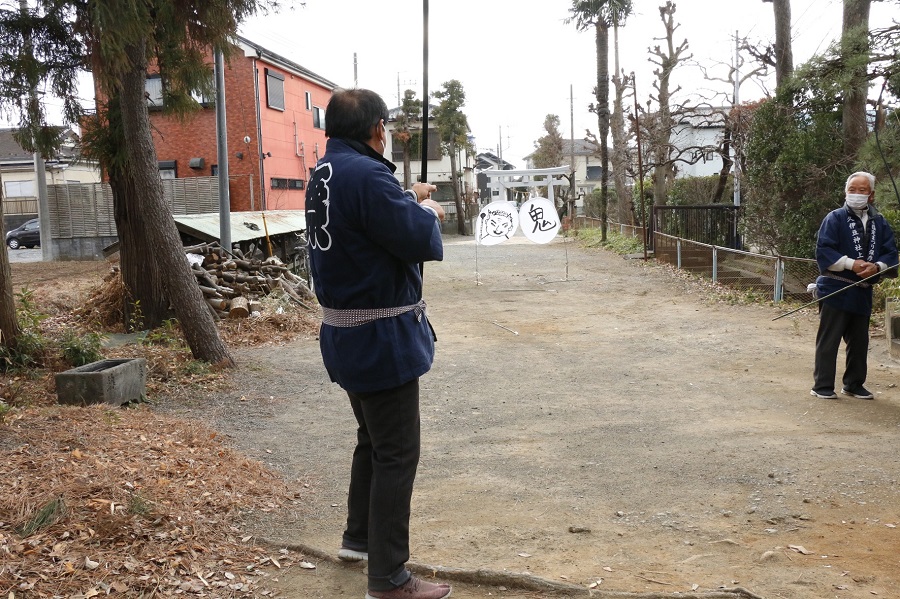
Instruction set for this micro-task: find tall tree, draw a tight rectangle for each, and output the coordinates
[532,114,566,169]
[432,80,471,235]
[648,1,689,205]
[0,1,273,366]
[762,0,794,91]
[568,0,633,240]
[841,0,873,157]
[531,114,567,205]
[394,89,422,190]
[610,24,632,224]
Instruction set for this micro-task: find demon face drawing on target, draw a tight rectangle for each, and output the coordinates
[306,162,333,251]
[477,201,519,246]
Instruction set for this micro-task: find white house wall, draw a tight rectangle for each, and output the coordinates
[671,124,724,178]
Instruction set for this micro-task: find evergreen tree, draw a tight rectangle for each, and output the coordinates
[432,80,471,235]
[568,0,633,240]
[394,89,422,190]
[0,0,271,366]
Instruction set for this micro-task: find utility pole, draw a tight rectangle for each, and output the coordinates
[732,30,741,249]
[20,0,51,260]
[215,47,231,252]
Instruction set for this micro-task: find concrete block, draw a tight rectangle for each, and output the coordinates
[55,358,147,406]
[885,298,900,361]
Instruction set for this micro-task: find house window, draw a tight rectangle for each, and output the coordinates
[266,69,285,111]
[4,180,35,197]
[313,106,325,129]
[158,160,177,179]
[211,165,219,176]
[146,75,164,110]
[288,179,305,190]
[271,177,288,189]
[586,166,603,181]
[305,91,312,111]
[390,130,442,162]
[191,86,214,107]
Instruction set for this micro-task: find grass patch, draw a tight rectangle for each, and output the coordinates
[573,227,645,254]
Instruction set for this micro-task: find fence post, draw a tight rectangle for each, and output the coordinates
[774,257,784,303]
[712,246,718,283]
[677,238,682,269]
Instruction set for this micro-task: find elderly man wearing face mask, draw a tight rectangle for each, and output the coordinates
[811,171,898,400]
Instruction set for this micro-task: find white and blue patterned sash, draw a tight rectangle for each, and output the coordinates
[846,211,877,263]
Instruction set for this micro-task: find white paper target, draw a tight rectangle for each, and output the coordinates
[477,201,519,245]
[519,196,560,244]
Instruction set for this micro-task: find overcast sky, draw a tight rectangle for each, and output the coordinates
[8,1,895,169]
[239,0,897,168]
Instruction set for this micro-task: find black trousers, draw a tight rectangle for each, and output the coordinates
[343,379,420,591]
[813,303,870,394]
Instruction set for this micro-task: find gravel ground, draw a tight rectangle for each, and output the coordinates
[165,234,900,599]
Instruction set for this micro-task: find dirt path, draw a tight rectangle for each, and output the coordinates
[180,235,900,599]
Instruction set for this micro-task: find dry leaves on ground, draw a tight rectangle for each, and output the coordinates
[2,262,323,597]
[0,405,305,598]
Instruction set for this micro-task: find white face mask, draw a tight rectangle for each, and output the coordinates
[846,193,869,210]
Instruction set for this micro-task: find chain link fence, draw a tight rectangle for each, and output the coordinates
[575,217,820,303]
[653,233,818,302]
[574,216,646,239]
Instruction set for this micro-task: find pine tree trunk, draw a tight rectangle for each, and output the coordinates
[841,0,871,157]
[118,40,234,366]
[450,139,466,235]
[403,144,412,189]
[0,199,19,349]
[771,0,794,90]
[105,96,171,330]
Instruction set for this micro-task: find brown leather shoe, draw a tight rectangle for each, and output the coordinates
[365,576,452,599]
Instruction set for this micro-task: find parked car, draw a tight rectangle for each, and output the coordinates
[6,219,40,250]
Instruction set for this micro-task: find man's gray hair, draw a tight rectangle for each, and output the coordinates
[845,171,876,193]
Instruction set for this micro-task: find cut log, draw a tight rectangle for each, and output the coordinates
[278,278,313,310]
[229,296,250,319]
[199,285,221,298]
[206,297,229,312]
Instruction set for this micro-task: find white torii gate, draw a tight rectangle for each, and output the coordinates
[484,165,572,204]
[474,164,578,284]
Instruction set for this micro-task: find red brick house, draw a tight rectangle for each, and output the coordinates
[147,36,338,212]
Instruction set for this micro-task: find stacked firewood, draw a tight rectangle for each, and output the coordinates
[184,243,314,319]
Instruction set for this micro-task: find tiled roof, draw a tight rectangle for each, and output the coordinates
[0,127,80,162]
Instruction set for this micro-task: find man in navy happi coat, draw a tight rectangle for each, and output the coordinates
[305,88,452,599]
[812,171,897,400]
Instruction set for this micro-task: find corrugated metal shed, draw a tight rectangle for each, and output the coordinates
[173,210,306,244]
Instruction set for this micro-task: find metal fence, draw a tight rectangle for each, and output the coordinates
[573,216,647,240]
[653,205,739,249]
[575,216,820,303]
[653,233,819,302]
[2,197,38,216]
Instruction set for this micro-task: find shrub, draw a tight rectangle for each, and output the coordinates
[0,288,49,371]
[60,330,104,367]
